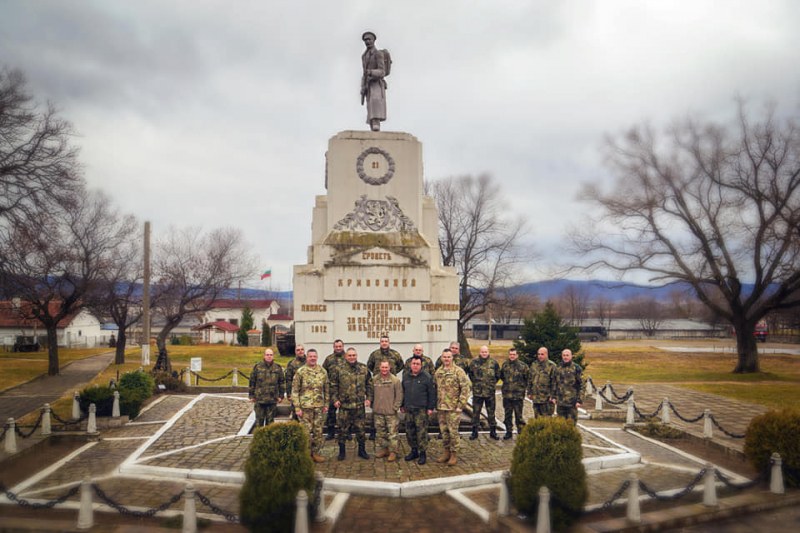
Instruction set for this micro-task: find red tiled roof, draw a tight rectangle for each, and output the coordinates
[268,314,293,321]
[0,301,83,329]
[210,299,275,309]
[193,320,240,332]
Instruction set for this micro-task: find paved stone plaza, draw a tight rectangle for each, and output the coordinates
[1,384,770,531]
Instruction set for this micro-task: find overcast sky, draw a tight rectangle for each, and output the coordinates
[2,0,799,290]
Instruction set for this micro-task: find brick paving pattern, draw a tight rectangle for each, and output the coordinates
[134,395,194,422]
[140,436,251,471]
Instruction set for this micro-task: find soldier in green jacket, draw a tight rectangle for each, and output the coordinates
[552,349,585,423]
[435,348,471,466]
[322,339,346,440]
[292,349,329,463]
[331,347,373,460]
[249,348,285,427]
[529,346,556,418]
[367,335,404,375]
[467,345,501,440]
[435,341,469,372]
[499,347,530,439]
[404,344,435,376]
[285,344,306,421]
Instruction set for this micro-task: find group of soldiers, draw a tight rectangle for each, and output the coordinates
[248,336,584,466]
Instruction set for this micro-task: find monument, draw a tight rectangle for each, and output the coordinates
[293,32,460,361]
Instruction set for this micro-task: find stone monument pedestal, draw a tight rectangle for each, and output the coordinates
[293,131,459,361]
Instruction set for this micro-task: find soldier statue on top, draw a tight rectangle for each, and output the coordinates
[361,31,391,131]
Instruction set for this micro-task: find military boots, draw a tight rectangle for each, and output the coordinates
[469,427,479,440]
[357,442,370,460]
[337,443,346,461]
[489,427,499,440]
[503,430,513,440]
[404,448,419,461]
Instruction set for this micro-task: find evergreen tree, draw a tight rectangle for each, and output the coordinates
[238,306,254,346]
[513,301,586,368]
[261,319,272,347]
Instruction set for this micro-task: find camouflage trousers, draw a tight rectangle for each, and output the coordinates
[556,405,578,423]
[337,405,367,444]
[438,411,462,453]
[471,395,497,429]
[254,402,277,427]
[325,402,338,433]
[299,407,326,454]
[374,413,399,452]
[532,402,553,418]
[502,398,526,431]
[404,408,430,452]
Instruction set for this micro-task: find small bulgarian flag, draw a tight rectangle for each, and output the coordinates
[260,268,272,280]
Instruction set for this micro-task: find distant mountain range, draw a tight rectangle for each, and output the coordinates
[506,279,699,303]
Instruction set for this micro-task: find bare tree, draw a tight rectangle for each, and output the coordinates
[152,226,255,370]
[593,296,614,331]
[0,190,136,375]
[493,288,540,323]
[624,297,664,337]
[560,284,591,326]
[430,174,529,354]
[86,227,143,365]
[0,68,82,226]
[574,101,800,372]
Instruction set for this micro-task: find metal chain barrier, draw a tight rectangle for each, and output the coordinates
[597,388,630,405]
[190,370,234,383]
[93,484,183,518]
[714,467,768,490]
[633,401,663,419]
[667,402,705,423]
[311,475,323,519]
[604,383,631,401]
[238,370,251,381]
[638,468,706,501]
[14,411,44,438]
[708,414,746,439]
[195,490,240,523]
[601,479,631,510]
[1,482,80,509]
[0,424,8,440]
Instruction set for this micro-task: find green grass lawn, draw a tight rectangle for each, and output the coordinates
[0,347,113,391]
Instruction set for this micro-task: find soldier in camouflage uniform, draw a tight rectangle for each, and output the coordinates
[285,344,306,421]
[499,348,530,439]
[369,360,403,461]
[435,341,469,372]
[292,348,329,462]
[552,349,584,423]
[249,348,286,427]
[404,344,435,376]
[331,347,373,460]
[529,346,556,418]
[367,335,404,375]
[401,356,436,465]
[435,348,471,466]
[467,345,501,440]
[322,339,346,439]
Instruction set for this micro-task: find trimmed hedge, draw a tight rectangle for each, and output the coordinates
[240,422,315,532]
[744,408,800,487]
[510,417,587,530]
[79,385,115,416]
[118,370,155,419]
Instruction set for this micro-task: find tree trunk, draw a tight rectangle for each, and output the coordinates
[733,321,760,373]
[115,329,126,365]
[457,323,472,358]
[47,327,59,376]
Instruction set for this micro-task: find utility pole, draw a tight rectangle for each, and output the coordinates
[141,221,151,366]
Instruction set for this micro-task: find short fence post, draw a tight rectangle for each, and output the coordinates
[232,368,238,387]
[626,473,640,523]
[72,391,81,419]
[770,453,785,494]
[182,483,197,533]
[536,486,550,533]
[87,404,97,434]
[626,397,635,425]
[703,409,713,439]
[586,377,594,397]
[703,463,717,506]
[661,398,670,424]
[498,470,510,517]
[112,391,120,418]
[42,404,52,436]
[185,367,192,387]
[76,478,93,529]
[314,471,326,522]
[295,489,309,533]
[595,391,603,411]
[4,418,17,453]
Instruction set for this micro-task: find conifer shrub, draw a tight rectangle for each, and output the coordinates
[152,370,187,392]
[118,370,155,418]
[744,408,800,487]
[510,416,587,530]
[240,422,315,532]
[79,385,115,416]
